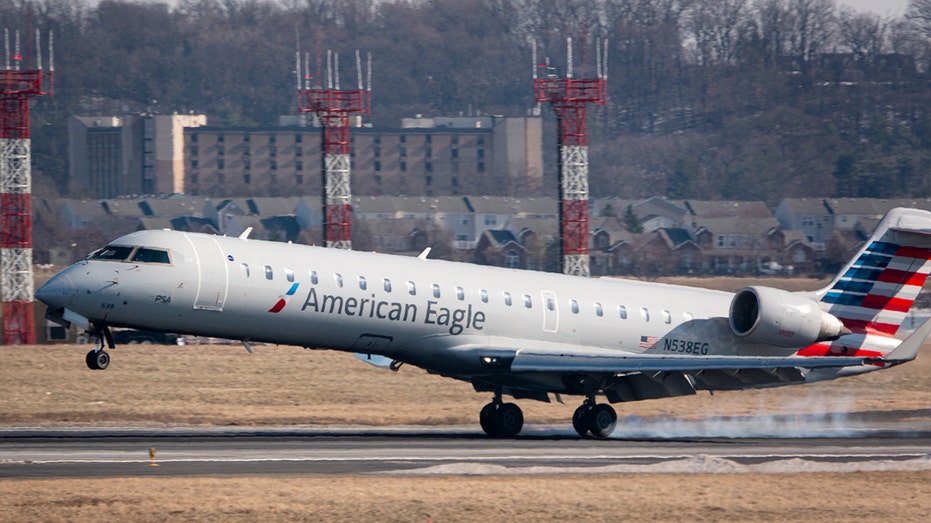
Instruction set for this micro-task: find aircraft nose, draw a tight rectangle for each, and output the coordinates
[35,272,76,309]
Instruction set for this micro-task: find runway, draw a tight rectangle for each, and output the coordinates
[2,424,931,477]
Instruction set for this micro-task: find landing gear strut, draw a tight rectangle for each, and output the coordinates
[479,393,524,437]
[85,324,115,370]
[572,398,617,438]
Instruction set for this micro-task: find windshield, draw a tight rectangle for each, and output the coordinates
[88,245,134,261]
[87,245,172,264]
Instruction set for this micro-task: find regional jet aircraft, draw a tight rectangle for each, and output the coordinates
[36,208,931,438]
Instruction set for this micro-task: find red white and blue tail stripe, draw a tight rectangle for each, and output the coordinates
[815,208,931,339]
[821,240,931,336]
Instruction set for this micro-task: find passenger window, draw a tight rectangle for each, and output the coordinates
[641,307,650,322]
[89,245,133,261]
[432,284,441,299]
[131,248,170,264]
[570,300,579,314]
[240,263,250,278]
[480,289,488,303]
[618,305,628,319]
[359,276,367,290]
[408,281,416,295]
[595,302,603,317]
[523,295,532,308]
[546,298,555,311]
[504,292,512,306]
[335,273,343,287]
[285,268,295,282]
[383,279,392,293]
[265,265,274,280]
[456,287,465,300]
[310,271,318,285]
[663,310,672,324]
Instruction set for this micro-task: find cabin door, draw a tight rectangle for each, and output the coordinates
[541,290,559,333]
[186,234,230,311]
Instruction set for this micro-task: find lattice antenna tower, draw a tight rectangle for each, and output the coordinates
[296,48,371,250]
[1,28,53,344]
[533,36,607,277]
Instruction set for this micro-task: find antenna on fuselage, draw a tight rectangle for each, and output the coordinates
[239,227,253,240]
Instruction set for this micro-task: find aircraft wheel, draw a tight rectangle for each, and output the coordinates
[496,403,524,437]
[85,350,99,370]
[479,402,500,437]
[86,350,110,371]
[587,404,617,438]
[572,404,592,437]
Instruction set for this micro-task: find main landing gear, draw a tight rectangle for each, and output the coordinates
[85,324,115,370]
[479,393,524,437]
[478,394,618,439]
[572,398,617,438]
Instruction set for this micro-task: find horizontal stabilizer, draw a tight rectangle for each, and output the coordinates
[881,318,931,362]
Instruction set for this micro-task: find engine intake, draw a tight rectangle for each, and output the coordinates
[729,286,849,348]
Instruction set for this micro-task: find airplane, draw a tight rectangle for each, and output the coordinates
[35,207,931,438]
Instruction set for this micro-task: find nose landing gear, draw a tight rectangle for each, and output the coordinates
[85,324,115,370]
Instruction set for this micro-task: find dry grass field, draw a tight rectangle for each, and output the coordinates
[2,276,931,522]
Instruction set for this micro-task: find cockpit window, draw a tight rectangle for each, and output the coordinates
[89,246,134,261]
[131,248,171,264]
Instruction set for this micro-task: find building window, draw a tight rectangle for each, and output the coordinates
[270,160,277,171]
[244,174,251,184]
[191,160,198,169]
[425,135,432,143]
[477,162,485,172]
[218,134,225,143]
[451,148,458,159]
[485,214,496,225]
[425,175,432,186]
[269,134,276,143]
[269,146,277,157]
[296,174,303,184]
[295,134,302,143]
[217,146,225,156]
[400,161,407,172]
[243,159,251,171]
[295,147,302,157]
[217,159,224,170]
[374,161,381,172]
[400,135,406,143]
[191,134,198,143]
[243,134,250,142]
[425,147,432,158]
[399,147,407,157]
[451,136,458,145]
[425,162,433,173]
[190,146,199,156]
[505,250,520,268]
[374,146,381,157]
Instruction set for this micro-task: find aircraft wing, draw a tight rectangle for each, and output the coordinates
[509,351,870,374]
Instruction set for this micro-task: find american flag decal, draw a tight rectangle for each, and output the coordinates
[639,335,659,349]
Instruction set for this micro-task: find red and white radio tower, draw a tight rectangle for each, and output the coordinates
[296,49,371,250]
[533,37,606,277]
[1,28,53,345]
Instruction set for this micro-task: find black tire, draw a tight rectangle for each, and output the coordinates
[93,350,110,370]
[85,350,99,370]
[479,402,500,437]
[572,404,592,437]
[496,403,524,437]
[587,404,617,438]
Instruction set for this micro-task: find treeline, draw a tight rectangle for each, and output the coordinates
[6,0,931,203]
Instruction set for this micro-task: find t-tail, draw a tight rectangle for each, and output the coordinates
[801,208,931,358]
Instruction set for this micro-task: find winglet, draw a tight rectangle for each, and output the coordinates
[883,318,931,362]
[239,227,253,240]
[418,247,431,260]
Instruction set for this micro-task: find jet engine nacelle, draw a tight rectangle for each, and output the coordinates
[729,286,849,348]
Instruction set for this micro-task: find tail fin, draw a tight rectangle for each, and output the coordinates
[817,208,931,337]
